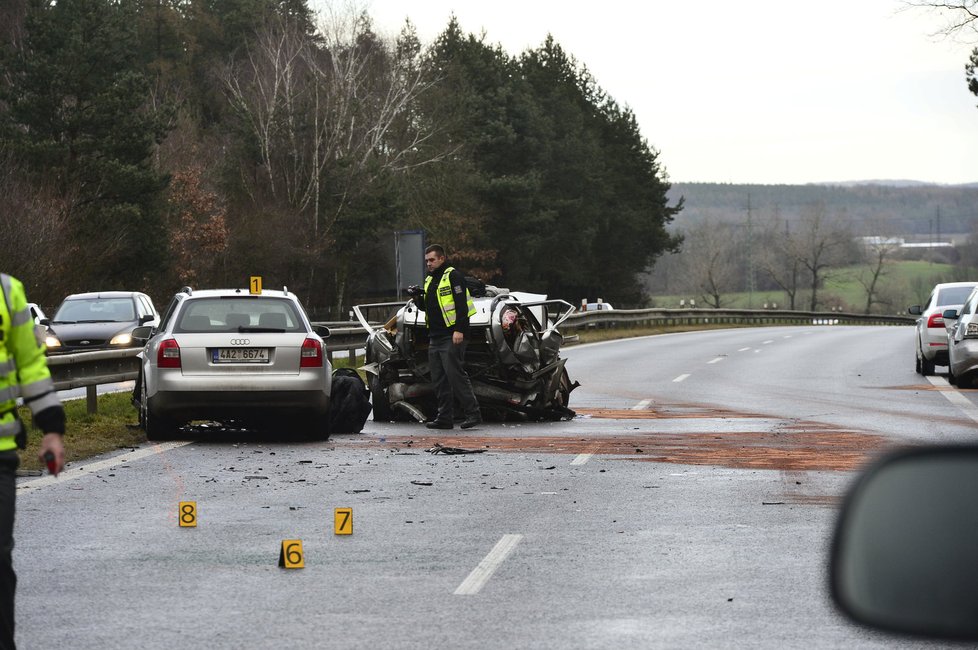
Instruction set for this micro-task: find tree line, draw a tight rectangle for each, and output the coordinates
[0,0,681,314]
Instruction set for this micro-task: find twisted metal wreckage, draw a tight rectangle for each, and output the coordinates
[354,284,580,423]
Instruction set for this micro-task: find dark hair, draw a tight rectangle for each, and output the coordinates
[425,244,446,257]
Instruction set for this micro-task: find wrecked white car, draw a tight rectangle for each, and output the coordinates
[354,286,579,423]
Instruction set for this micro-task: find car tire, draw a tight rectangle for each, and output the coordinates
[920,355,936,376]
[141,379,177,441]
[369,375,394,422]
[915,354,922,375]
[958,374,972,390]
[948,368,958,386]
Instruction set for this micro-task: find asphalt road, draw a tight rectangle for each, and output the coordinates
[15,325,973,648]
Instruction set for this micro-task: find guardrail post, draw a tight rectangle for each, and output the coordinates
[87,385,98,414]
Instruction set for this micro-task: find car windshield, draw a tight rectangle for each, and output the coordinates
[52,298,135,323]
[174,297,306,333]
[936,286,976,306]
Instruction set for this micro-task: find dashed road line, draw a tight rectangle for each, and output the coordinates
[738,347,751,352]
[632,399,653,411]
[708,357,724,365]
[763,340,774,345]
[454,534,523,595]
[926,376,978,425]
[570,454,593,466]
[673,374,690,383]
[18,441,192,492]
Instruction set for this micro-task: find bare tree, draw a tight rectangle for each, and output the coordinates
[758,211,802,310]
[680,219,741,309]
[223,7,442,306]
[794,204,852,311]
[856,223,902,314]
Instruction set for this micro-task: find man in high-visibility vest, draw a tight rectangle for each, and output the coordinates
[414,245,482,430]
[0,274,65,649]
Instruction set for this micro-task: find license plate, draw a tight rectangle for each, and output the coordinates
[213,348,270,363]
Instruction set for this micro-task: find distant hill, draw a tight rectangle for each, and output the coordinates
[666,182,978,236]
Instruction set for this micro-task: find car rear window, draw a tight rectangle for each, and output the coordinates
[174,297,306,333]
[936,286,976,307]
[53,298,136,323]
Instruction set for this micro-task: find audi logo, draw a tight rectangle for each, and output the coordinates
[229,339,251,345]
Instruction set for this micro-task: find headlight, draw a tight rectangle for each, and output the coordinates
[45,335,61,349]
[110,332,133,346]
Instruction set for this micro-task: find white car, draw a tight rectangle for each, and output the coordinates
[909,282,978,376]
[132,287,332,440]
[943,286,978,388]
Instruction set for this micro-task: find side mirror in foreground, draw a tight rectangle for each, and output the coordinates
[830,446,978,641]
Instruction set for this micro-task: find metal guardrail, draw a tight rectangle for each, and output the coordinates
[45,311,913,412]
[562,307,915,330]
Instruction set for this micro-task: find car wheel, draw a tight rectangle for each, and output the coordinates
[141,379,177,441]
[369,375,394,422]
[920,355,936,376]
[915,354,922,375]
[958,374,973,390]
[948,368,958,386]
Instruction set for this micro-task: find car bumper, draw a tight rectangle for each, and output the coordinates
[921,328,949,362]
[950,339,978,379]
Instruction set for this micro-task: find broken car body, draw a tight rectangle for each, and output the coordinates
[354,286,579,423]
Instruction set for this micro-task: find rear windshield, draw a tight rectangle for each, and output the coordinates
[174,297,306,333]
[936,286,976,307]
[53,298,135,323]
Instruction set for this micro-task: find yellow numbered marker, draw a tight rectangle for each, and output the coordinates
[249,276,262,295]
[179,501,197,528]
[279,540,305,569]
[334,508,353,535]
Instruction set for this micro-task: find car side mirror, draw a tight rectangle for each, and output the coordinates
[39,318,50,326]
[943,309,959,321]
[830,446,978,640]
[313,324,331,338]
[131,325,153,341]
[139,314,155,324]
[908,305,922,316]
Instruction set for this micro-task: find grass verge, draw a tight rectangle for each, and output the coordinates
[18,392,145,472]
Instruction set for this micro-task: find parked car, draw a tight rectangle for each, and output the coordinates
[908,282,977,375]
[354,285,578,423]
[132,286,332,440]
[940,285,978,388]
[583,302,614,311]
[28,303,46,325]
[43,291,159,353]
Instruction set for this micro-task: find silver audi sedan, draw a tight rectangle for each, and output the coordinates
[133,287,331,440]
[944,285,978,388]
[909,281,978,376]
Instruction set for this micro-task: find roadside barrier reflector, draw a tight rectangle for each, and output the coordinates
[279,540,305,568]
[334,507,353,535]
[179,501,197,527]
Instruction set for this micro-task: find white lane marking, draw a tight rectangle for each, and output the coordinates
[454,534,523,595]
[632,399,653,411]
[763,340,774,345]
[708,357,724,365]
[571,454,593,466]
[927,376,978,424]
[17,441,192,492]
[673,374,690,383]
[738,347,751,352]
[783,335,793,339]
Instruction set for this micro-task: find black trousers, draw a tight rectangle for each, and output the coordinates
[427,334,480,423]
[0,452,17,650]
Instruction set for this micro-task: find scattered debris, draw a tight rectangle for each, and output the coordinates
[541,466,556,470]
[762,501,785,505]
[427,443,486,455]
[244,476,269,480]
[345,489,370,494]
[410,480,433,486]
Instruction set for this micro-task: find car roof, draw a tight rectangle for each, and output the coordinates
[180,288,297,300]
[62,291,145,300]
[931,282,978,290]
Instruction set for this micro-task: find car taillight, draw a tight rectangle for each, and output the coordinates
[300,337,323,368]
[927,312,945,328]
[158,339,181,368]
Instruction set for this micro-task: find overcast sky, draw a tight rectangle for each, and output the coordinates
[311,1,978,185]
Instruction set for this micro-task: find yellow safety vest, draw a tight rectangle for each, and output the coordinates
[423,267,476,328]
[0,274,60,450]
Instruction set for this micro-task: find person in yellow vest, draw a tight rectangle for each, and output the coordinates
[414,245,482,430]
[0,274,65,649]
